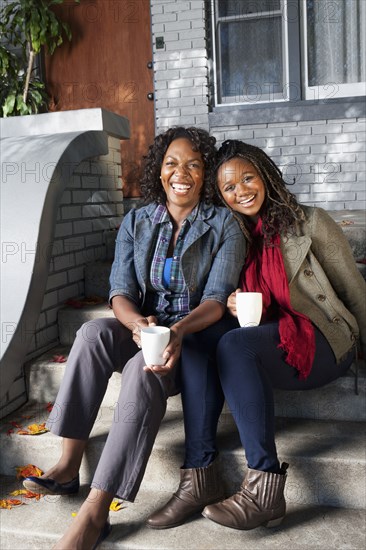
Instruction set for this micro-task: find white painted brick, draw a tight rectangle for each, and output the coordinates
[46,272,68,291]
[92,218,112,231]
[264,147,281,157]
[255,127,282,137]
[155,69,180,80]
[166,39,192,50]
[73,220,93,234]
[7,378,26,403]
[157,98,169,108]
[165,20,191,31]
[357,132,366,142]
[348,200,366,210]
[100,175,120,189]
[54,223,73,238]
[191,19,205,29]
[68,266,85,283]
[282,146,310,156]
[162,31,179,42]
[154,61,167,71]
[181,85,206,97]
[342,122,365,132]
[326,153,357,163]
[311,183,341,193]
[192,38,206,48]
[61,206,82,220]
[155,88,181,99]
[193,77,208,86]
[168,78,194,89]
[46,307,59,326]
[85,233,103,247]
[157,115,195,126]
[151,4,164,15]
[310,143,342,154]
[357,152,366,162]
[194,115,209,127]
[341,183,365,192]
[152,23,165,32]
[153,13,177,23]
[83,204,100,218]
[178,29,205,40]
[81,175,99,188]
[108,190,124,202]
[356,191,366,200]
[245,138,268,148]
[312,124,342,134]
[92,190,110,203]
[296,135,326,145]
[179,67,207,78]
[295,155,327,164]
[168,97,195,107]
[67,175,81,188]
[154,80,168,90]
[267,137,295,147]
[179,8,205,20]
[154,51,180,61]
[180,48,206,59]
[72,190,92,203]
[167,58,193,69]
[348,142,366,152]
[327,134,356,144]
[163,1,191,13]
[192,58,208,67]
[156,107,181,117]
[64,236,85,252]
[181,105,207,115]
[41,290,59,310]
[58,284,80,303]
[74,161,90,173]
[60,191,72,204]
[338,172,358,182]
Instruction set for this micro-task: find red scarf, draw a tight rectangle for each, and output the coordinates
[240,218,315,380]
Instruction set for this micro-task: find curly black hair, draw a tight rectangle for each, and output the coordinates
[214,140,305,246]
[140,127,217,205]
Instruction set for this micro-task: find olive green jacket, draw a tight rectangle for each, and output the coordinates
[281,206,365,362]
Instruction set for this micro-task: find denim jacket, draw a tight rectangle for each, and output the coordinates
[109,202,246,321]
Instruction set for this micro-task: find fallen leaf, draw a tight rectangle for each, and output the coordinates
[52,355,67,363]
[46,402,53,413]
[71,512,77,517]
[339,219,354,226]
[17,423,48,436]
[0,499,24,509]
[15,464,43,480]
[9,489,41,500]
[6,429,14,436]
[109,499,124,512]
[9,421,23,429]
[21,415,34,420]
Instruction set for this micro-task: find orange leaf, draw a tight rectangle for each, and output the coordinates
[17,423,48,436]
[109,499,124,512]
[46,402,53,413]
[6,429,14,436]
[10,421,23,429]
[9,489,27,496]
[15,464,43,480]
[0,499,24,509]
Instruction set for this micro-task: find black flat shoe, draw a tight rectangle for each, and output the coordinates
[92,520,112,550]
[22,474,80,495]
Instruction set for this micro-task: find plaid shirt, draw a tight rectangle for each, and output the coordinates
[144,203,199,326]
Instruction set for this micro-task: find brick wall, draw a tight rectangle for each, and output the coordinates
[211,118,366,211]
[27,136,123,359]
[151,0,210,132]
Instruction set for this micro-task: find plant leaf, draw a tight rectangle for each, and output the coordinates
[15,464,43,480]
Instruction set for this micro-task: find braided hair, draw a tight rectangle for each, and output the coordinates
[214,140,305,246]
[140,127,217,205]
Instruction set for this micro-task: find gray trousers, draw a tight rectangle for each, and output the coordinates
[46,317,179,501]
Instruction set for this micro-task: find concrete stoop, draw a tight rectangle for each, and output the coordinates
[0,477,365,550]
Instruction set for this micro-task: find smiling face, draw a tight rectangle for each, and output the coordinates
[217,157,266,221]
[160,138,205,215]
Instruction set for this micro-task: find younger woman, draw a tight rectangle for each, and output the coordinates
[148,140,365,531]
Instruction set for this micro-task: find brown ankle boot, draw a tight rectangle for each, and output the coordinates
[202,462,289,530]
[146,458,224,529]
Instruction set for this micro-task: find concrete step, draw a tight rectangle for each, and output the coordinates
[25,346,366,422]
[0,475,365,550]
[1,405,365,509]
[58,302,114,346]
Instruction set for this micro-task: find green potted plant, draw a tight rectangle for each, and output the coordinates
[0,0,79,117]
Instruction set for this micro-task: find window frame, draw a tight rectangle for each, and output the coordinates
[300,0,366,101]
[209,0,365,108]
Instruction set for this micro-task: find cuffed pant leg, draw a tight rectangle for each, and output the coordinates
[46,317,138,440]
[91,350,179,501]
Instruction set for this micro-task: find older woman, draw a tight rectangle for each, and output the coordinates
[23,128,245,549]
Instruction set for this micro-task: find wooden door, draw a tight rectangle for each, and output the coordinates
[45,0,155,197]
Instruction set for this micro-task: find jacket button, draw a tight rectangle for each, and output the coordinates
[317,294,326,302]
[332,317,341,324]
[304,269,314,277]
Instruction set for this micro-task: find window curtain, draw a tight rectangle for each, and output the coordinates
[307,0,366,86]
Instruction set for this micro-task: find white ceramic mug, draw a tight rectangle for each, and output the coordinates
[140,326,171,365]
[236,292,263,327]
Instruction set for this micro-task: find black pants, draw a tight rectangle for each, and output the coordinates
[181,320,355,473]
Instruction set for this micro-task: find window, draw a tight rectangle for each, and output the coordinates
[210,0,366,106]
